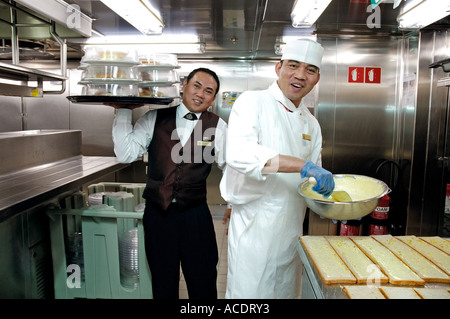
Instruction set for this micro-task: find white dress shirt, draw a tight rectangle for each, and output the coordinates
[112,103,227,168]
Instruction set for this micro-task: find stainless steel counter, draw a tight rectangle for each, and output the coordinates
[0,129,130,298]
[0,155,128,222]
[0,129,129,222]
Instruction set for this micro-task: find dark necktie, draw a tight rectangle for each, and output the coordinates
[184,112,197,121]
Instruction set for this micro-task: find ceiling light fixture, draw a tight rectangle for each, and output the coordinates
[397,0,450,29]
[84,34,206,54]
[290,0,332,28]
[134,43,206,54]
[100,0,164,35]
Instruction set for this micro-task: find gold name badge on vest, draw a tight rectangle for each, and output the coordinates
[197,140,212,146]
[302,134,311,141]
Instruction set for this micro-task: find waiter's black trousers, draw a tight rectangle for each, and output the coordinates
[143,202,218,299]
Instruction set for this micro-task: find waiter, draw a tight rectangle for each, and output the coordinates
[110,68,226,299]
[220,39,334,298]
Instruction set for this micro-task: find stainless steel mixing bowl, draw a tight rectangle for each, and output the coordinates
[298,174,391,220]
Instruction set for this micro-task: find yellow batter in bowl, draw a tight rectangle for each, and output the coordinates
[298,174,390,220]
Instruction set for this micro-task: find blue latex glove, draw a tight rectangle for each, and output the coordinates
[300,160,335,197]
[332,218,361,224]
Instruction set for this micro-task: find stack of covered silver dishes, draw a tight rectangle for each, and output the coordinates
[135,53,181,100]
[77,46,181,103]
[79,46,140,96]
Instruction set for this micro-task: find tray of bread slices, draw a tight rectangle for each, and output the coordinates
[299,235,450,299]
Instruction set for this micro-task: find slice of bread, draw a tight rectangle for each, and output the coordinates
[351,236,425,286]
[300,236,356,284]
[343,285,386,299]
[397,236,450,275]
[419,236,450,255]
[413,288,450,299]
[373,235,450,284]
[379,286,421,299]
[326,236,388,284]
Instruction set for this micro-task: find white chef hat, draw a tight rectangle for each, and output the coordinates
[281,39,324,69]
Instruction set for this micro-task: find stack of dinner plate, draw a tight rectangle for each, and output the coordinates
[119,227,139,288]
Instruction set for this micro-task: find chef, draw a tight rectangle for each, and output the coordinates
[220,39,334,298]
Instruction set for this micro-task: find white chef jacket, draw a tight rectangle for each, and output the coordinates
[220,81,323,299]
[112,103,227,168]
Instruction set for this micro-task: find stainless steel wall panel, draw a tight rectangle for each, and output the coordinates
[22,91,70,130]
[68,69,116,156]
[317,37,399,176]
[315,38,337,171]
[19,67,70,130]
[408,30,450,235]
[0,96,23,132]
[408,31,435,235]
[391,36,419,235]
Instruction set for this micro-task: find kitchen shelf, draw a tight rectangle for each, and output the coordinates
[0,61,67,97]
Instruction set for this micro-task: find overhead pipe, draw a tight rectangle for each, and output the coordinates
[46,21,67,94]
[9,2,19,65]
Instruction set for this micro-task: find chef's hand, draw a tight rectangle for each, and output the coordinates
[300,160,335,197]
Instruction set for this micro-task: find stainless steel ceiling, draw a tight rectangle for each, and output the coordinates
[1,0,449,61]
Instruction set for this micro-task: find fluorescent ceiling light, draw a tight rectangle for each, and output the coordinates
[291,0,332,28]
[397,0,450,29]
[134,43,206,54]
[100,0,164,35]
[84,34,206,54]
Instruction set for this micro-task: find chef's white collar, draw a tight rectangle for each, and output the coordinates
[269,81,304,113]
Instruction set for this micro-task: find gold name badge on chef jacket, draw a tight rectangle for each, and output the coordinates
[302,134,311,141]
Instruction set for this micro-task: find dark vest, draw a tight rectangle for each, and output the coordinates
[143,107,220,210]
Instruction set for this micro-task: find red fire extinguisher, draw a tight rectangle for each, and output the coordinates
[339,219,362,236]
[367,195,390,235]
